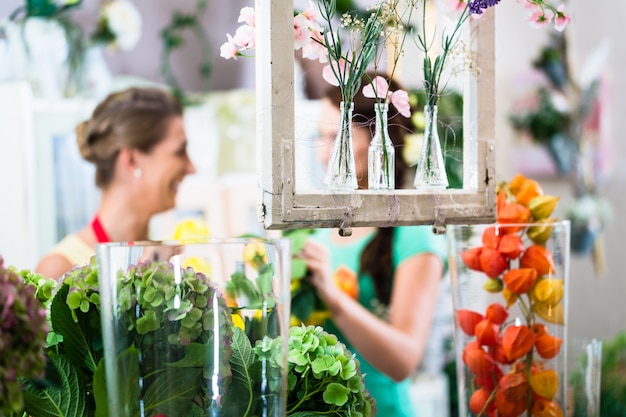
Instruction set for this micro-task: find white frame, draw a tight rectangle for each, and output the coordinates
[255,0,496,232]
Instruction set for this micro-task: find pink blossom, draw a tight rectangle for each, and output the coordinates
[440,0,467,13]
[390,90,411,117]
[362,76,411,118]
[302,29,328,62]
[220,35,239,60]
[238,6,256,27]
[301,0,323,23]
[294,14,312,50]
[554,5,570,31]
[322,60,349,86]
[233,24,256,50]
[528,8,554,29]
[362,76,390,100]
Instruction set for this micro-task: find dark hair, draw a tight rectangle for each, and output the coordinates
[76,87,183,188]
[323,73,414,305]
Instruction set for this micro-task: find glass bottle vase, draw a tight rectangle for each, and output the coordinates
[324,101,358,191]
[368,102,395,190]
[413,105,448,190]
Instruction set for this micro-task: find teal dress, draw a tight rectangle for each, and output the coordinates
[311,226,447,417]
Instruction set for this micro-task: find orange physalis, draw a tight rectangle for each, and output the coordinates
[475,319,499,346]
[463,347,498,377]
[461,247,483,272]
[520,245,555,276]
[485,303,508,325]
[503,268,538,294]
[469,387,495,414]
[502,325,536,362]
[535,332,563,359]
[532,397,564,417]
[457,309,484,336]
[530,369,559,400]
[480,248,508,278]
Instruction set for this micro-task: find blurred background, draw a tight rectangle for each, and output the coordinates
[0,1,624,414]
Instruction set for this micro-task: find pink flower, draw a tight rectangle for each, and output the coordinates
[233,24,256,50]
[294,14,312,50]
[362,76,411,118]
[527,8,554,29]
[554,5,570,31]
[441,0,467,13]
[390,90,411,117]
[220,35,239,60]
[322,60,349,86]
[362,76,390,100]
[302,29,328,62]
[238,6,255,27]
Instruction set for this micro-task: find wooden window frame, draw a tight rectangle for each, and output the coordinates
[255,0,496,232]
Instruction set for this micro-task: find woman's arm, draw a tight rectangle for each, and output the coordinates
[35,253,74,281]
[302,240,443,381]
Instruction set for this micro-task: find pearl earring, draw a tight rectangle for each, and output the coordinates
[133,168,142,179]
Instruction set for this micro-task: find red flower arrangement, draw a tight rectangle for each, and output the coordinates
[454,174,567,416]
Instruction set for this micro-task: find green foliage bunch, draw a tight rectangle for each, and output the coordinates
[283,325,375,417]
[598,333,626,417]
[0,258,49,415]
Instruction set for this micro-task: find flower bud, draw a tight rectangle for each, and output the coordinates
[483,278,504,293]
[529,369,559,400]
[526,218,556,244]
[502,325,535,362]
[529,195,560,220]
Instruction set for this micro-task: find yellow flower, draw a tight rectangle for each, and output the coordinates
[243,241,268,269]
[183,257,212,276]
[231,313,245,330]
[172,218,210,242]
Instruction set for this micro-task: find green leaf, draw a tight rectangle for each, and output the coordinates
[167,342,214,368]
[93,359,108,417]
[50,285,99,372]
[256,268,274,295]
[144,367,202,417]
[291,258,308,279]
[283,229,314,254]
[322,382,350,406]
[222,327,260,416]
[22,354,87,417]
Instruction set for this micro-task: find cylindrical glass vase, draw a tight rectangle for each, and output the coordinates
[368,102,395,190]
[447,221,570,417]
[323,101,358,191]
[97,238,291,417]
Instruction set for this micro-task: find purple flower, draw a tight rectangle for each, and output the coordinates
[469,0,501,15]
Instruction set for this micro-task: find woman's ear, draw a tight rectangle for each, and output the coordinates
[117,147,140,179]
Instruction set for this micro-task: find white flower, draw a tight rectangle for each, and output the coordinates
[100,0,142,51]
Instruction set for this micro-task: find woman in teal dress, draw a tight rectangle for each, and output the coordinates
[300,74,447,417]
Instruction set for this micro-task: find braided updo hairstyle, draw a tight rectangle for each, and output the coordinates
[323,72,415,305]
[76,87,183,188]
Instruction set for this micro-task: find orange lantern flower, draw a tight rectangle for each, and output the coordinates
[498,233,525,259]
[461,247,483,272]
[463,347,498,377]
[498,202,532,228]
[513,177,543,207]
[498,372,528,402]
[470,387,496,414]
[482,226,500,249]
[503,268,538,294]
[480,248,508,278]
[502,325,536,362]
[486,303,509,325]
[501,288,519,307]
[457,309,484,336]
[475,319,500,346]
[476,365,504,390]
[492,343,514,365]
[535,333,563,359]
[520,245,555,276]
[532,397,564,417]
[529,369,559,400]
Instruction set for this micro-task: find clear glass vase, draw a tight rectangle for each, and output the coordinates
[447,221,571,417]
[413,105,449,190]
[368,102,395,190]
[97,238,291,417]
[323,101,358,191]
